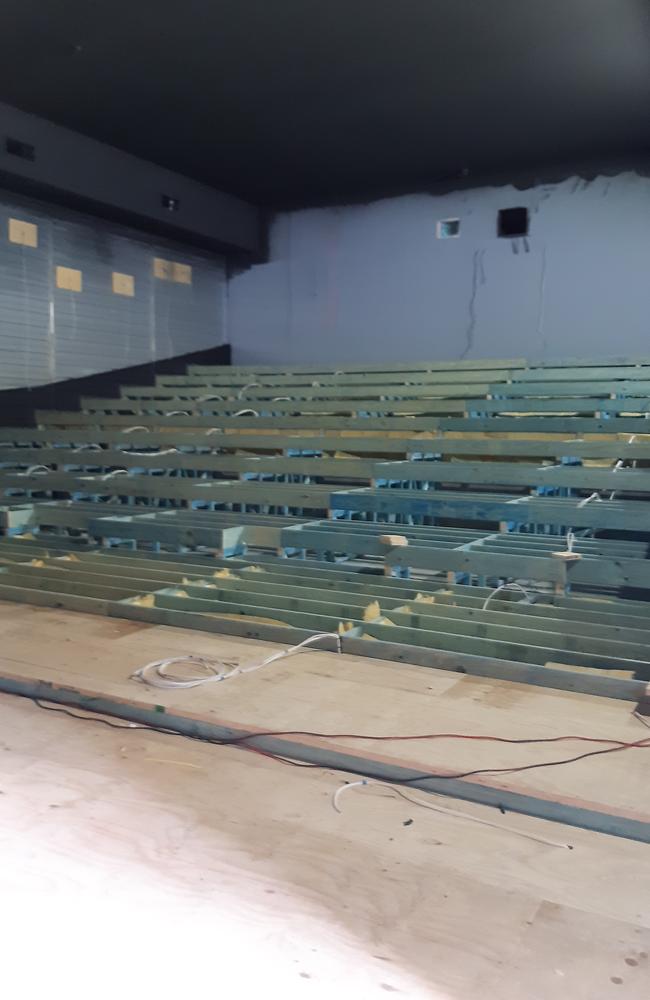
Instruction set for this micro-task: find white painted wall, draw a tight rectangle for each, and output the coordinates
[228,173,650,365]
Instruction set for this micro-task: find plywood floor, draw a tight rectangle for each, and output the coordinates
[0,602,649,998]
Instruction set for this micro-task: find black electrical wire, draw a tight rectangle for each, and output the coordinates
[28,696,650,787]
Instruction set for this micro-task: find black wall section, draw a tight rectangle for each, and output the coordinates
[0,343,230,427]
[0,102,260,255]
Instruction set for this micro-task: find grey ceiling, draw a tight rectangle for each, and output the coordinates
[1,0,649,206]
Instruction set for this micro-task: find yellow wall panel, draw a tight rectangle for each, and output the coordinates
[153,257,172,280]
[112,272,135,297]
[56,266,82,292]
[172,262,192,285]
[8,218,38,248]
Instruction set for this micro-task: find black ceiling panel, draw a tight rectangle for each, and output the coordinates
[1,0,649,206]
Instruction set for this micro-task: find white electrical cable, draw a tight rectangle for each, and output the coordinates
[72,443,103,453]
[196,394,223,402]
[100,468,129,481]
[481,581,536,611]
[165,410,191,417]
[577,491,603,508]
[119,448,178,457]
[233,409,259,417]
[131,632,342,690]
[238,382,261,399]
[577,442,637,507]
[332,779,571,848]
[17,464,51,476]
[121,426,151,434]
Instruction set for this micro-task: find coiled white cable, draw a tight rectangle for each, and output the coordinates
[481,582,536,611]
[131,632,342,690]
[237,382,261,399]
[17,464,51,476]
[100,468,129,481]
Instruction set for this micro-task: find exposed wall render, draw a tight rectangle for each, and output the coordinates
[228,173,650,364]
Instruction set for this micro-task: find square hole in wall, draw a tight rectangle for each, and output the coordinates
[498,206,529,237]
[437,218,460,239]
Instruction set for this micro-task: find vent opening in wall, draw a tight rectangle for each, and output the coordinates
[498,206,528,238]
[437,218,460,239]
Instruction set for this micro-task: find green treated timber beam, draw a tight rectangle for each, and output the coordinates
[168,577,650,652]
[5,448,650,492]
[149,590,650,674]
[333,489,650,531]
[6,426,650,460]
[156,369,516,388]
[0,472,333,508]
[1,541,649,707]
[33,411,650,434]
[77,395,650,416]
[125,377,650,401]
[186,358,527,375]
[387,542,650,591]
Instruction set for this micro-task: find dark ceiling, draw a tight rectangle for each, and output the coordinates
[1,0,650,207]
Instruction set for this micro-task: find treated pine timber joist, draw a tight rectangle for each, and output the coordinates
[0,538,649,699]
[2,446,650,492]
[5,426,650,461]
[3,352,650,712]
[332,489,650,532]
[33,410,650,435]
[77,395,650,416]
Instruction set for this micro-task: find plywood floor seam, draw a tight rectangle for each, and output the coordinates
[1,690,649,998]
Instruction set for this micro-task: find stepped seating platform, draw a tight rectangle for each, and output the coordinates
[2,354,650,700]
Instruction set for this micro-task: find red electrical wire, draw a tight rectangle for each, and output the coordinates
[30,696,650,785]
[224,729,647,748]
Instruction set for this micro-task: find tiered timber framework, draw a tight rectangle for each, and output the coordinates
[2,354,650,702]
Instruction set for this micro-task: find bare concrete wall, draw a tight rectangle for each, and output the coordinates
[228,173,650,364]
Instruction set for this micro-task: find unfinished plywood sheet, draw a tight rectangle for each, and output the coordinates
[172,262,192,285]
[8,218,38,248]
[0,600,648,843]
[55,266,82,292]
[152,257,172,280]
[1,630,650,997]
[112,271,135,297]
[493,900,650,999]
